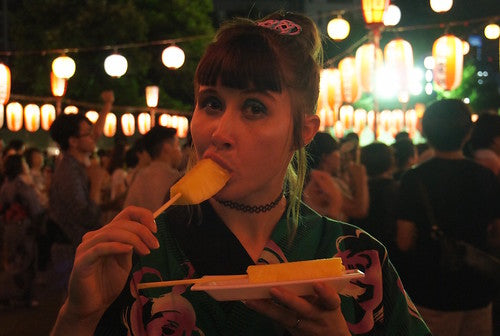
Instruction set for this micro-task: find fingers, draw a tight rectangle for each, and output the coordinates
[313,282,342,311]
[113,206,157,233]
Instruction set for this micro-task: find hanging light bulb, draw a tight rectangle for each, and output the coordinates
[430,0,453,13]
[162,45,185,69]
[52,55,76,79]
[0,63,11,105]
[484,23,500,40]
[327,17,350,41]
[383,5,401,26]
[104,53,128,78]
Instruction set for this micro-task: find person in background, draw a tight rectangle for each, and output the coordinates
[467,113,500,178]
[51,13,430,336]
[124,126,182,212]
[392,138,416,181]
[396,99,500,336]
[352,142,399,254]
[24,147,48,206]
[0,154,44,307]
[125,136,152,188]
[48,90,113,291]
[415,142,433,164]
[305,131,369,221]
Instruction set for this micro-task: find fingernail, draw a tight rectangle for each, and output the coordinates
[152,220,158,233]
[152,238,160,249]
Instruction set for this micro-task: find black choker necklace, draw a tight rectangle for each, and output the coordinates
[216,192,283,213]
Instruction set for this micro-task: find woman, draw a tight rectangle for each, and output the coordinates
[51,13,430,335]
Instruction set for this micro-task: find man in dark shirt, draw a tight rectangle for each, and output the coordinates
[396,99,500,336]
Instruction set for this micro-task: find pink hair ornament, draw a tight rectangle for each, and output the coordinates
[257,19,302,35]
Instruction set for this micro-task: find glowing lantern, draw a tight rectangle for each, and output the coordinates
[484,24,500,40]
[52,55,76,79]
[6,102,23,131]
[162,45,185,69]
[24,104,40,132]
[405,109,418,136]
[104,53,128,78]
[462,40,470,55]
[391,109,404,135]
[432,34,463,90]
[384,38,414,96]
[327,17,350,41]
[353,108,367,133]
[145,86,159,108]
[64,105,78,114]
[103,113,117,137]
[85,110,99,123]
[430,0,453,13]
[355,43,383,93]
[177,116,189,138]
[121,113,135,136]
[159,113,172,127]
[367,110,376,131]
[339,105,354,130]
[0,64,11,105]
[361,0,390,26]
[334,120,345,139]
[379,109,392,134]
[40,104,56,130]
[383,4,401,26]
[50,72,67,97]
[138,112,151,135]
[339,57,361,103]
[0,105,3,128]
[318,68,342,112]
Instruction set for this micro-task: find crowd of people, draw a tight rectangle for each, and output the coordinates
[0,11,498,336]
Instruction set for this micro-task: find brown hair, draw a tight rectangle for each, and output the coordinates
[194,12,322,238]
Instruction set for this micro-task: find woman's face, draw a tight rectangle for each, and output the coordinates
[190,84,295,204]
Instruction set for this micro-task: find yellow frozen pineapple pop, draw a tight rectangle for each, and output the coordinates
[153,158,230,217]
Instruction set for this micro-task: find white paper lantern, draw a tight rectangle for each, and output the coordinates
[430,0,453,13]
[85,110,99,123]
[24,104,40,132]
[6,102,23,131]
[145,86,159,108]
[103,113,117,137]
[41,104,56,130]
[52,55,76,79]
[162,45,185,69]
[327,17,350,41]
[138,112,151,134]
[64,105,78,114]
[121,113,135,136]
[104,53,128,78]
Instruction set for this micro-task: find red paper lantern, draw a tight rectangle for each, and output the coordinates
[355,43,383,93]
[339,57,361,104]
[432,34,463,91]
[362,0,390,26]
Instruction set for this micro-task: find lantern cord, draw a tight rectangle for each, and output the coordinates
[325,33,370,67]
[9,94,191,117]
[384,15,500,34]
[0,34,212,57]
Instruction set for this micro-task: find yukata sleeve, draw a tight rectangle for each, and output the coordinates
[381,257,432,335]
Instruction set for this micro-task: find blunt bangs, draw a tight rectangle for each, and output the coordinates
[196,32,283,93]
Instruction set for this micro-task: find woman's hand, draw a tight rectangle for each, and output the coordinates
[303,169,342,219]
[245,282,350,336]
[51,206,159,335]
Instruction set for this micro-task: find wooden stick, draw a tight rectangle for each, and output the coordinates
[137,274,248,290]
[153,193,182,218]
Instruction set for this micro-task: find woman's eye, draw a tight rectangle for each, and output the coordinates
[199,96,223,114]
[242,99,267,119]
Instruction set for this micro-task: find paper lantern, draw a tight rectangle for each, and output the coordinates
[383,4,401,26]
[362,0,390,26]
[430,0,453,13]
[40,104,56,130]
[367,110,376,131]
[339,105,354,130]
[484,24,500,40]
[432,34,463,90]
[327,17,350,41]
[145,85,159,108]
[0,104,3,128]
[24,104,40,132]
[52,55,76,79]
[177,116,189,138]
[6,102,23,131]
[405,109,418,136]
[334,120,345,139]
[379,109,392,134]
[64,105,78,114]
[391,109,404,135]
[318,68,342,115]
[85,110,99,123]
[384,38,414,96]
[339,57,361,104]
[103,113,117,137]
[355,43,383,93]
[0,64,11,105]
[138,112,151,135]
[50,72,67,97]
[104,53,128,78]
[353,108,367,133]
[159,113,172,127]
[121,113,135,136]
[162,45,185,69]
